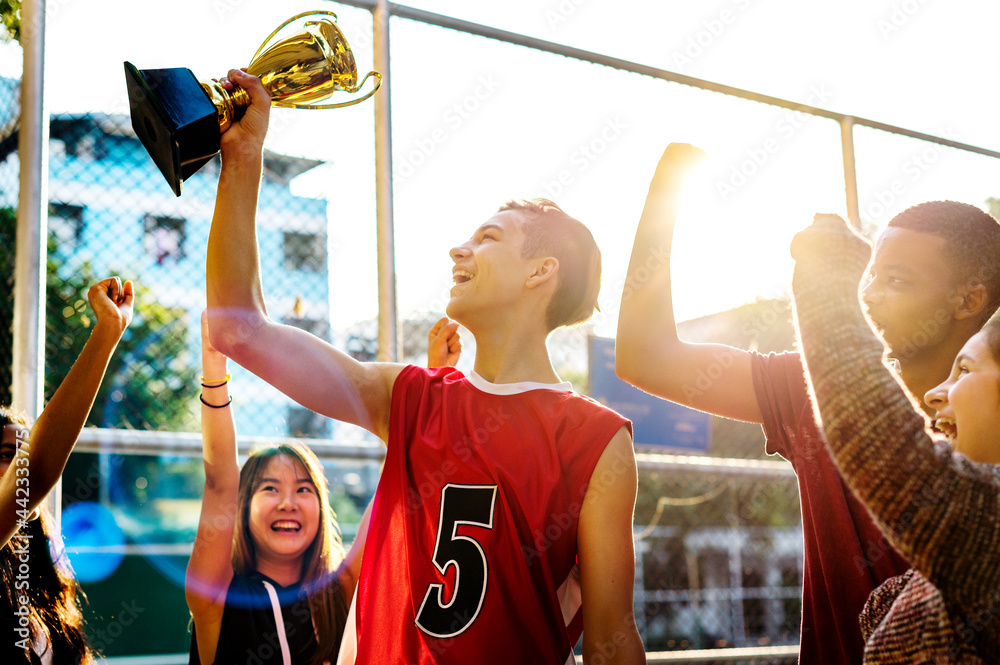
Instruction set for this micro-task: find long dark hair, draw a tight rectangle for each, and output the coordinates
[232,444,348,665]
[1,407,95,664]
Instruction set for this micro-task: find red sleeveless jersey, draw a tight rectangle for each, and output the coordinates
[338,366,631,665]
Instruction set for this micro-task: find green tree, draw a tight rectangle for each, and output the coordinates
[45,247,199,431]
[0,0,20,165]
[1,207,198,429]
[0,0,19,43]
[987,197,1000,221]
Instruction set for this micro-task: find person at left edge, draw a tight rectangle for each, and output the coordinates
[0,276,134,664]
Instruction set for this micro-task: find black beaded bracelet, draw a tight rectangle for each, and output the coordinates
[201,380,229,388]
[200,394,233,409]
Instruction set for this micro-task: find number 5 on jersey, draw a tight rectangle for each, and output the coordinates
[415,483,498,638]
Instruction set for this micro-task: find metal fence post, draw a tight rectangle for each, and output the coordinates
[13,0,56,526]
[373,0,400,362]
[841,117,861,229]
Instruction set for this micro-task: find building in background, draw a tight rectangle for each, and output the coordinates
[0,102,381,656]
[1,103,337,440]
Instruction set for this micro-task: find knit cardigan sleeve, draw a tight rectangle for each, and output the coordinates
[790,216,1000,610]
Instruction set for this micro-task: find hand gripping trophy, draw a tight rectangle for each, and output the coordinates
[125,10,381,196]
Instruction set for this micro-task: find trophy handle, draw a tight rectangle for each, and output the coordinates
[273,71,383,110]
[251,9,340,65]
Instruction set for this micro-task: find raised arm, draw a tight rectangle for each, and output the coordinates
[205,69,401,440]
[578,426,645,665]
[0,277,132,547]
[616,144,761,423]
[790,214,1000,608]
[185,311,240,665]
[336,499,373,605]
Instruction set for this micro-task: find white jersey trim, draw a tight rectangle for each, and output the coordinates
[336,588,359,665]
[557,570,583,665]
[467,371,572,395]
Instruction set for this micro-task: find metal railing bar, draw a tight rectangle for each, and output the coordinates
[577,645,799,664]
[330,0,1000,159]
[74,428,387,461]
[74,428,797,476]
[100,648,800,665]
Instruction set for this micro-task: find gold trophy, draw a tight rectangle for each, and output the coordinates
[125,10,381,196]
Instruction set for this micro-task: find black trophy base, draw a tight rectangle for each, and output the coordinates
[125,62,221,197]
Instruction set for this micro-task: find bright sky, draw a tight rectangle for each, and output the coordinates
[4,0,1000,335]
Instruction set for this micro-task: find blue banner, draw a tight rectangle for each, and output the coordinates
[589,336,710,452]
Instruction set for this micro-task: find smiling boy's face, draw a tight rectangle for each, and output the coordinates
[861,227,959,358]
[446,210,537,328]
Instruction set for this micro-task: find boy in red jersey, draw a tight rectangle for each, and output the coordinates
[205,69,645,665]
[616,143,1000,664]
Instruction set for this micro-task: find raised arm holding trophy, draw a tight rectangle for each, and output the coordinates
[124,10,380,196]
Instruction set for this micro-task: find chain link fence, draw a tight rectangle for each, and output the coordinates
[9,0,1000,658]
[0,95,808,656]
[0,95,393,656]
[635,469,801,651]
[0,100,368,433]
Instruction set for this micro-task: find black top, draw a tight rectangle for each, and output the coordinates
[0,618,44,665]
[189,572,318,665]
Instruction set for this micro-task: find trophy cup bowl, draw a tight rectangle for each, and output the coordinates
[125,10,381,196]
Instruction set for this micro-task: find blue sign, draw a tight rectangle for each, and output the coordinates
[589,336,710,452]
